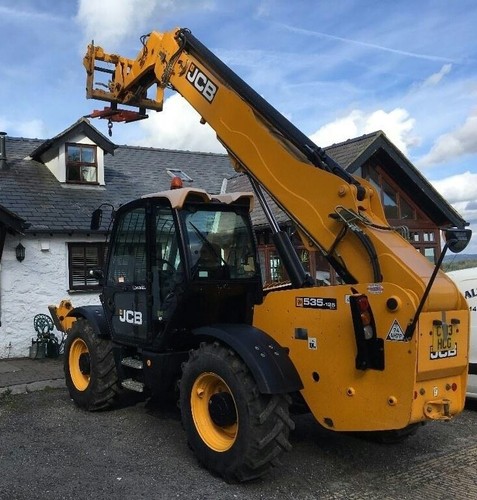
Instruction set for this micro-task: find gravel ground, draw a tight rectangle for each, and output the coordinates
[1,388,476,500]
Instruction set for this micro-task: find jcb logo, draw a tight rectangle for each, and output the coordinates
[119,309,143,325]
[430,345,457,360]
[186,63,217,102]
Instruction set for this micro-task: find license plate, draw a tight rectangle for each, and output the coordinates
[432,322,454,352]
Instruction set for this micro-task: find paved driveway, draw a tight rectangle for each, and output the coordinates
[1,389,476,499]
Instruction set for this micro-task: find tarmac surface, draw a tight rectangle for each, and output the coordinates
[1,376,476,499]
[0,356,65,395]
[1,355,477,498]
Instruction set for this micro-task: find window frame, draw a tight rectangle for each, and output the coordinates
[68,242,107,291]
[65,142,98,184]
[362,164,423,222]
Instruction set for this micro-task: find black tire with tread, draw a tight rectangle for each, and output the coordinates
[363,422,422,444]
[64,318,119,411]
[179,342,294,482]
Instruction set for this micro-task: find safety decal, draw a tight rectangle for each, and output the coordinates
[296,297,337,310]
[308,337,317,350]
[386,319,405,341]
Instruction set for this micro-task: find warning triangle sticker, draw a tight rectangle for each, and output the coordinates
[386,319,405,341]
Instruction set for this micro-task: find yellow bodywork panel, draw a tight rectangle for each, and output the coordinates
[253,283,469,431]
[48,300,76,333]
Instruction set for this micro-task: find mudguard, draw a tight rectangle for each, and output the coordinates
[193,323,303,394]
[68,305,110,338]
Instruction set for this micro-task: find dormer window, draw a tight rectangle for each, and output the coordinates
[29,118,115,186]
[66,143,98,183]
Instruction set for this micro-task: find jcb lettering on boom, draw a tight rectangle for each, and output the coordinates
[186,63,217,102]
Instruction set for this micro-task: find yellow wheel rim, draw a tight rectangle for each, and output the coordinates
[191,372,238,452]
[69,338,90,391]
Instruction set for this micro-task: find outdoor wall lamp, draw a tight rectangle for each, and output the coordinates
[15,243,25,262]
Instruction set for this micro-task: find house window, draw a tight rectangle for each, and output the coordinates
[424,247,436,262]
[258,245,287,285]
[68,242,106,290]
[66,143,98,183]
[362,165,417,221]
[406,229,439,263]
[269,251,284,282]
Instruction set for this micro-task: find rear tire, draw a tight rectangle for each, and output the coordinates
[64,318,119,411]
[361,423,423,444]
[180,342,294,482]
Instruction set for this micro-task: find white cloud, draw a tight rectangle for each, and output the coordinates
[0,5,64,23]
[418,110,477,167]
[15,119,48,139]
[0,117,46,139]
[76,0,216,48]
[309,108,419,154]
[420,64,452,88]
[137,94,225,153]
[431,171,477,253]
[277,23,457,63]
[76,0,157,48]
[0,117,10,133]
[431,171,477,204]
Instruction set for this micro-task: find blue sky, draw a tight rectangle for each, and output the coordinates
[1,0,477,252]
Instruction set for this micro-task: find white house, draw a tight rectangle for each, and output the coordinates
[0,119,232,358]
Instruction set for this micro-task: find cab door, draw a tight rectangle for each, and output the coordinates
[150,205,185,348]
[102,202,150,345]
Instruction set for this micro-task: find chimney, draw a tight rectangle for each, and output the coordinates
[0,132,7,169]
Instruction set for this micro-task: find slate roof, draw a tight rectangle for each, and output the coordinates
[226,174,289,229]
[0,134,232,234]
[0,121,467,235]
[325,132,379,168]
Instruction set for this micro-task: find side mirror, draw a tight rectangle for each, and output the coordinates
[90,208,103,230]
[444,227,472,254]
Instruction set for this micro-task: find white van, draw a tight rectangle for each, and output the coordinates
[446,267,477,399]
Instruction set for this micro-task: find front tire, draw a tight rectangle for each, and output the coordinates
[180,342,294,482]
[64,318,119,411]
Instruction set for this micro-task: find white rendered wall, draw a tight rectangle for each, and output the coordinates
[0,233,104,358]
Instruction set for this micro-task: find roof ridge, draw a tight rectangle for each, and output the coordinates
[116,143,227,157]
[324,130,383,150]
[5,136,45,143]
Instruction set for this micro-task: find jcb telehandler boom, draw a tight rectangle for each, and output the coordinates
[59,27,471,482]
